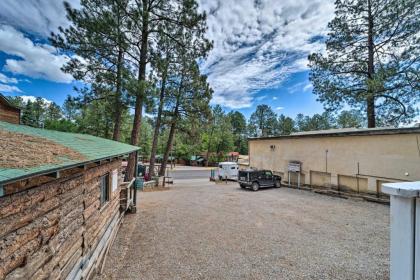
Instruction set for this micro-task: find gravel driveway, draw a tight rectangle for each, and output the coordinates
[97,178,389,280]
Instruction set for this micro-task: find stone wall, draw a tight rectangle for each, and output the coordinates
[0,160,124,279]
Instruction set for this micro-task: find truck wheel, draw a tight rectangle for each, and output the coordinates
[240,184,246,189]
[251,182,259,191]
[275,181,281,188]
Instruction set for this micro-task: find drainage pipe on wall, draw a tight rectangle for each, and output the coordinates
[356,162,360,194]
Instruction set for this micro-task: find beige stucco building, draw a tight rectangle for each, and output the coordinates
[249,127,420,195]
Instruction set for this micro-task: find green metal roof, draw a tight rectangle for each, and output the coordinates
[0,121,139,184]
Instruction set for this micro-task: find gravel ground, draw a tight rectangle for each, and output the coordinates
[97,178,389,280]
[167,169,211,180]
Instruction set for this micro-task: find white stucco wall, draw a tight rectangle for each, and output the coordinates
[249,133,420,193]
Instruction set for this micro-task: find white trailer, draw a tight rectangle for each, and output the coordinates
[217,162,239,180]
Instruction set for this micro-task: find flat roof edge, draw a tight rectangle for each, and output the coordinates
[382,182,420,198]
[248,127,420,141]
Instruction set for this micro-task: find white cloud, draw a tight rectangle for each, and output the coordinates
[0,25,73,83]
[0,1,80,84]
[288,81,312,94]
[0,73,17,84]
[303,83,314,92]
[255,95,267,102]
[276,106,284,110]
[199,0,334,108]
[272,96,278,100]
[0,83,22,93]
[19,95,52,105]
[0,0,79,36]
[0,0,334,106]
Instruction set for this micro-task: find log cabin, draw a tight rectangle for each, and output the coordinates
[0,118,140,279]
[0,94,20,125]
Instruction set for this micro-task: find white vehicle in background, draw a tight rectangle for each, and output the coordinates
[217,162,239,181]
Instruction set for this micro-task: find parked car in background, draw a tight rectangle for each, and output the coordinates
[217,162,239,180]
[238,169,281,191]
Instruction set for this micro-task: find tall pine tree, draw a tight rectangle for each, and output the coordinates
[309,0,419,127]
[248,105,278,137]
[51,0,130,140]
[125,0,211,179]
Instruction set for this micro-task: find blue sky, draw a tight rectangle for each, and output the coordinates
[0,0,335,119]
[235,72,323,118]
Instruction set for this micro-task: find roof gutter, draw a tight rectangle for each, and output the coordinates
[0,149,139,187]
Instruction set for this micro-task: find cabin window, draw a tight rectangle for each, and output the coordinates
[231,166,236,170]
[100,173,110,207]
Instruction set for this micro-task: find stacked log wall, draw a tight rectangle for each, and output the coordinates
[0,101,19,124]
[0,160,124,279]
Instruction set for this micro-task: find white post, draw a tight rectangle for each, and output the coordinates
[298,172,300,189]
[417,198,420,280]
[382,182,420,280]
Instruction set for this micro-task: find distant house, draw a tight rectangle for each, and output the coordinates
[0,119,139,279]
[0,93,20,124]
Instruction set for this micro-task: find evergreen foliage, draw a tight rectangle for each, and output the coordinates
[309,0,419,127]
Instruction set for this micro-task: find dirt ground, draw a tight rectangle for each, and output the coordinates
[97,176,389,280]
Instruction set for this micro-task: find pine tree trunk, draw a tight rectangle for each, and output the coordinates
[367,96,375,127]
[159,69,185,176]
[126,96,144,181]
[206,125,214,167]
[159,119,176,176]
[149,70,167,177]
[367,0,376,128]
[112,46,124,141]
[159,97,180,176]
[125,0,149,181]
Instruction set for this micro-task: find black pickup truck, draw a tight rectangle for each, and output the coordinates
[238,169,281,191]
